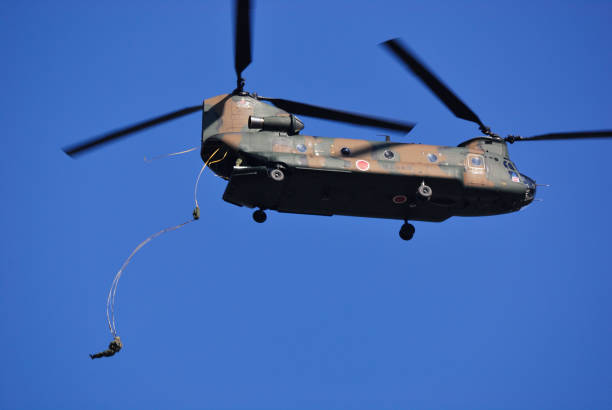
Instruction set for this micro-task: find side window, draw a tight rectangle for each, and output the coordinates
[467,154,485,172]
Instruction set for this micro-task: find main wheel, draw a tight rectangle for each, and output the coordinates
[399,222,415,241]
[252,209,267,223]
[269,168,285,182]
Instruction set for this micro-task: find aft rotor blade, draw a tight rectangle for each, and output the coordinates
[63,105,203,157]
[260,97,416,133]
[381,38,485,128]
[234,0,252,82]
[507,130,612,143]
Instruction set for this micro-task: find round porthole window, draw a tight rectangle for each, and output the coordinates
[383,150,394,159]
[427,153,438,162]
[340,147,351,156]
[296,143,306,152]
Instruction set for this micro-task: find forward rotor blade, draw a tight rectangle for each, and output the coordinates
[260,97,415,133]
[381,38,484,128]
[234,0,252,81]
[63,105,203,157]
[507,130,612,143]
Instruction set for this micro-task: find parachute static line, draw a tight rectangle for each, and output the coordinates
[98,147,224,353]
[106,147,223,338]
[105,219,196,338]
[195,150,227,210]
[144,146,199,163]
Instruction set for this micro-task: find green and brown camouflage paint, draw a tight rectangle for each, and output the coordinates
[201,94,535,222]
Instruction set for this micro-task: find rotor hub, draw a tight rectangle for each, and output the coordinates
[479,125,501,140]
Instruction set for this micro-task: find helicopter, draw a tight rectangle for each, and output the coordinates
[64,0,612,241]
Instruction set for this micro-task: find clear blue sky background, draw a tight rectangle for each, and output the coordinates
[1,1,611,409]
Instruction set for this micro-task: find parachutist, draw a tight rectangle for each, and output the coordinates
[90,336,122,360]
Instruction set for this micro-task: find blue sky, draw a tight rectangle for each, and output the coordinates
[1,1,611,409]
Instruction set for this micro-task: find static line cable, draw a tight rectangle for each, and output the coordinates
[107,147,223,336]
[92,148,226,359]
[105,219,195,338]
[144,146,198,163]
[194,149,227,211]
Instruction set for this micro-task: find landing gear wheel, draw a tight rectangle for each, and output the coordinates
[399,222,415,241]
[269,168,285,182]
[252,209,267,223]
[417,181,432,200]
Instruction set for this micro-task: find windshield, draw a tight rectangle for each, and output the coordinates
[503,160,518,171]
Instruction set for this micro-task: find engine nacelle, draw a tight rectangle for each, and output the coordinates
[248,115,304,135]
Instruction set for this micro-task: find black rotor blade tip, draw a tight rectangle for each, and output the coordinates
[262,97,415,133]
[234,0,252,78]
[380,38,484,128]
[516,130,612,142]
[63,105,203,157]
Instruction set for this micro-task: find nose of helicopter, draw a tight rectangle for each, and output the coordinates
[522,174,536,206]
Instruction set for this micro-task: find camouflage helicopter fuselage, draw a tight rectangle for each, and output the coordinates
[201,94,536,223]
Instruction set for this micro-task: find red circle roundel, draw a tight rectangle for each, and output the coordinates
[392,195,407,204]
[356,160,370,171]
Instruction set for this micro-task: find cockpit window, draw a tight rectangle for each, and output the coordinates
[471,156,483,166]
[504,160,517,171]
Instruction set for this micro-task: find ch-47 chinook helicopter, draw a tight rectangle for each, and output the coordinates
[64,0,612,241]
